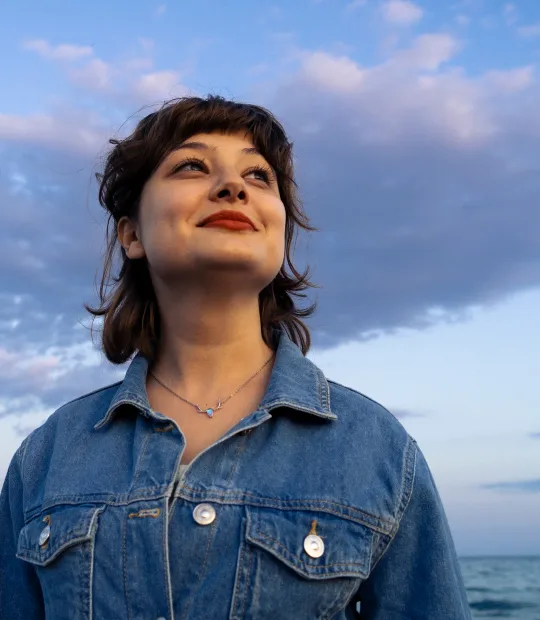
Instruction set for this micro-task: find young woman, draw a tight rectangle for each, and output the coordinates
[0,95,472,619]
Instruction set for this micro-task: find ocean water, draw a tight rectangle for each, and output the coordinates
[461,556,540,619]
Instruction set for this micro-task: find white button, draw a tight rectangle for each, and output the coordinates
[192,503,216,525]
[38,525,51,548]
[156,617,166,620]
[304,534,324,558]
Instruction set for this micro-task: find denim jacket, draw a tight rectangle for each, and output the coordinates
[0,328,471,619]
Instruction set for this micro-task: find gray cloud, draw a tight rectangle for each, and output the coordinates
[390,408,426,419]
[482,479,540,493]
[1,38,540,409]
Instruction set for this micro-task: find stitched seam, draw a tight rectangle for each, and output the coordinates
[28,495,392,534]
[264,399,336,418]
[131,431,152,488]
[20,529,93,562]
[316,367,331,412]
[252,530,367,570]
[62,381,123,410]
[225,431,249,487]
[326,379,406,424]
[241,535,256,619]
[180,518,217,620]
[231,522,248,620]
[123,509,131,620]
[368,440,418,572]
[87,507,103,620]
[163,499,174,620]
[180,493,391,532]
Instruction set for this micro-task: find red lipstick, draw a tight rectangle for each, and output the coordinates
[198,210,256,231]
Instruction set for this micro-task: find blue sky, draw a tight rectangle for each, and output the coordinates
[1,0,539,556]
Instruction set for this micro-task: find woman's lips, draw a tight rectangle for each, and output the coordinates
[202,220,255,231]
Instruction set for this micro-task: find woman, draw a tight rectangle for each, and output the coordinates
[0,95,471,619]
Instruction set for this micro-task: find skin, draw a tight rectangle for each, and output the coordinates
[117,131,286,446]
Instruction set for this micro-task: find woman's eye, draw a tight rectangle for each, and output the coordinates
[246,167,271,183]
[172,159,205,174]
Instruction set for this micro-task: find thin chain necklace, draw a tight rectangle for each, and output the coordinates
[148,354,274,418]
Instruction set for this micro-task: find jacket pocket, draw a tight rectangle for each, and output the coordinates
[230,505,374,620]
[17,504,105,620]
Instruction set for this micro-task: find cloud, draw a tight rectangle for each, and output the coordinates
[484,65,534,93]
[22,39,94,61]
[392,33,461,71]
[530,433,540,439]
[391,408,427,418]
[482,480,540,493]
[130,70,189,103]
[455,14,471,27]
[0,111,110,154]
[503,3,517,26]
[381,0,424,26]
[518,23,540,38]
[0,340,125,414]
[346,0,368,10]
[69,58,114,91]
[156,4,166,17]
[2,32,540,419]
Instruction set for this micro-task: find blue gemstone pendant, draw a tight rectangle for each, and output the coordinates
[197,400,222,417]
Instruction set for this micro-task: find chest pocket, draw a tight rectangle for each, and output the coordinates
[17,503,105,620]
[230,505,374,620]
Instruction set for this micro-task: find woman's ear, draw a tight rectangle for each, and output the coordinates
[117,216,146,259]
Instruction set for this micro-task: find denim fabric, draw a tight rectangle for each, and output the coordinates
[0,329,471,619]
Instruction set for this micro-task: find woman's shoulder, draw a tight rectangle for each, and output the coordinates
[326,378,411,441]
[18,381,123,461]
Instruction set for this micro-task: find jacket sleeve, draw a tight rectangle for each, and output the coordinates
[0,442,45,620]
[358,444,472,620]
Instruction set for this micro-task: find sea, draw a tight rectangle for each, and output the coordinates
[461,556,540,619]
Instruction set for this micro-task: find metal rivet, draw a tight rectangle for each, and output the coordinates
[304,534,325,558]
[192,503,216,526]
[38,525,51,548]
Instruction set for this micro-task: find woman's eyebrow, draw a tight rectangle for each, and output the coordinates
[174,141,262,157]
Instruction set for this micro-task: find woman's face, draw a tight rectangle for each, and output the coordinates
[119,131,286,292]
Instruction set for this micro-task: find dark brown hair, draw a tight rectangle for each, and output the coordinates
[86,95,316,364]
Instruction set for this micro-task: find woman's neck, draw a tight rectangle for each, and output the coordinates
[149,290,274,401]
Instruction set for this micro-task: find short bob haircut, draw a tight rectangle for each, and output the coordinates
[86,95,316,364]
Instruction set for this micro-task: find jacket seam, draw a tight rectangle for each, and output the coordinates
[59,380,123,411]
[326,379,402,421]
[26,494,395,535]
[368,438,418,572]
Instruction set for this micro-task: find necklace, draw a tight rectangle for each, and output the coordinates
[148,354,274,418]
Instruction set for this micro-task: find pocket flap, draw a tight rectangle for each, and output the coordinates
[17,504,104,567]
[245,507,373,580]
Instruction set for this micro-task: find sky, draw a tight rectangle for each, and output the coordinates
[0,0,539,556]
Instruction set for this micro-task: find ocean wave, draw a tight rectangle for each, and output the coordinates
[469,599,538,613]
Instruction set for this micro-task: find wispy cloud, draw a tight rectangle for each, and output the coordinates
[391,408,427,419]
[131,70,187,102]
[156,4,166,17]
[503,3,517,26]
[69,58,114,91]
[482,479,540,493]
[518,22,540,38]
[455,14,471,27]
[484,65,534,93]
[0,112,109,154]
[381,0,424,26]
[22,39,94,61]
[346,0,368,10]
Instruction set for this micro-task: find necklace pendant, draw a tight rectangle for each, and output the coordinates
[196,400,222,418]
